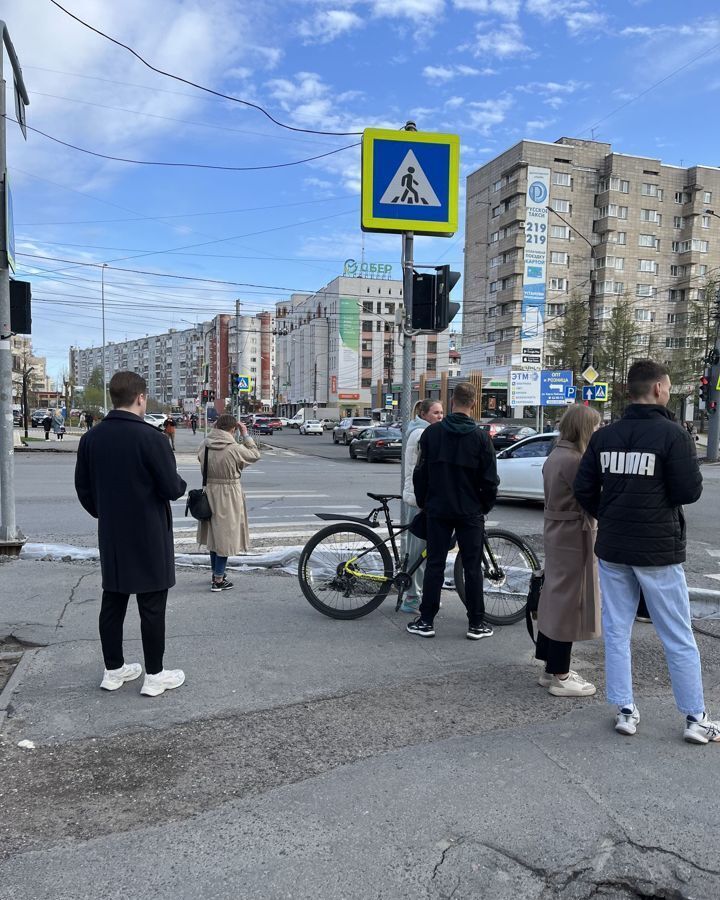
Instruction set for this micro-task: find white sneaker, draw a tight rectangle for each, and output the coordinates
[100,663,142,691]
[615,704,640,736]
[548,672,596,697]
[140,669,186,697]
[538,668,579,688]
[684,713,720,745]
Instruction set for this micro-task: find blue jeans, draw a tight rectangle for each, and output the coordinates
[598,560,705,717]
[210,551,228,579]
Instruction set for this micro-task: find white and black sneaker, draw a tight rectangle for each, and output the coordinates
[467,623,494,641]
[684,713,720,745]
[406,617,435,638]
[615,704,640,736]
[211,577,234,593]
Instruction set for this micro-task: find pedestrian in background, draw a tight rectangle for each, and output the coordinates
[75,371,187,697]
[190,412,198,436]
[400,398,443,614]
[42,411,52,441]
[164,415,177,452]
[52,409,66,441]
[196,414,261,592]
[409,381,499,640]
[84,411,94,431]
[536,404,601,697]
[575,359,719,744]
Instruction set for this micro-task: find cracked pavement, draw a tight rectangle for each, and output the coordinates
[1,559,719,899]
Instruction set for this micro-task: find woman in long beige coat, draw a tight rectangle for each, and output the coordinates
[196,414,261,592]
[536,404,601,697]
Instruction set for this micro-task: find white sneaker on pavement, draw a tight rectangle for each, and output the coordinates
[538,668,580,688]
[548,672,596,697]
[684,713,720,745]
[615,704,640,736]
[100,663,142,691]
[140,669,186,697]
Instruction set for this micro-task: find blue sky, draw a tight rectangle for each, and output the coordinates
[7,0,720,382]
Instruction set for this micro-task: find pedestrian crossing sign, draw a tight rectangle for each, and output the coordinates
[237,375,251,393]
[361,128,460,236]
[593,382,608,401]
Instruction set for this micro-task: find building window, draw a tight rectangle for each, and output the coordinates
[492,205,501,218]
[692,239,709,252]
[493,179,502,192]
[698,265,708,275]
[638,259,657,273]
[549,277,568,291]
[490,255,502,268]
[616,232,627,245]
[599,177,629,193]
[550,225,569,239]
[704,191,712,204]
[639,234,659,248]
[489,281,498,293]
[634,308,655,321]
[362,320,372,331]
[702,215,711,228]
[553,172,572,186]
[550,251,569,265]
[669,289,686,302]
[361,377,372,388]
[635,284,656,298]
[640,209,662,224]
[361,356,372,368]
[552,198,570,213]
[673,216,684,228]
[362,301,372,312]
[641,183,662,199]
[547,303,566,315]
[490,230,499,243]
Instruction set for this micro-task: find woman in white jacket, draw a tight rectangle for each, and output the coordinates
[400,399,444,613]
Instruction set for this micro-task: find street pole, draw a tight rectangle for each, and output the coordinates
[400,230,414,523]
[0,22,29,546]
[706,289,720,462]
[101,263,108,414]
[22,366,32,439]
[235,299,240,416]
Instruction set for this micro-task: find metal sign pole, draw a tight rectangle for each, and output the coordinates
[400,231,414,526]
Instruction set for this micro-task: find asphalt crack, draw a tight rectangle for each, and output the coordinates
[55,571,96,631]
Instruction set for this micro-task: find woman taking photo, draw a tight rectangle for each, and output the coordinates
[400,398,444,613]
[536,404,601,697]
[196,414,261,592]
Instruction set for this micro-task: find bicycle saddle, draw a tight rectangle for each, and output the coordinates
[366,492,401,502]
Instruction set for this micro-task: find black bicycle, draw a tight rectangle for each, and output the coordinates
[298,492,541,624]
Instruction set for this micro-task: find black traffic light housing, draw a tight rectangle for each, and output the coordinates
[410,267,461,331]
[10,279,32,334]
[230,371,239,395]
[700,373,710,404]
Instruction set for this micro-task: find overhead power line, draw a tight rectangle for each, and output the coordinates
[48,0,364,138]
[6,116,359,171]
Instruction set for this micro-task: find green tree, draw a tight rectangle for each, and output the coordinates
[82,366,105,412]
[549,293,588,375]
[595,296,636,420]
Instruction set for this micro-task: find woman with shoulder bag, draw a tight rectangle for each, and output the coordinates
[196,414,261,592]
[535,403,601,697]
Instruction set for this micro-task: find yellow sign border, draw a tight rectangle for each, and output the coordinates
[593,381,609,402]
[361,128,460,236]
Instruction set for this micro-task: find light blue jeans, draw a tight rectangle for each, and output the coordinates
[598,560,705,717]
[210,551,228,579]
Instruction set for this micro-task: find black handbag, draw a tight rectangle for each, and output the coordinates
[185,446,212,521]
[526,569,545,644]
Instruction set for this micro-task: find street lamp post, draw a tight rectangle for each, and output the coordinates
[702,209,720,461]
[101,263,108,414]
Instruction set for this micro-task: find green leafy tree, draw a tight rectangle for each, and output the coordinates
[595,297,636,420]
[549,294,588,376]
[82,366,105,413]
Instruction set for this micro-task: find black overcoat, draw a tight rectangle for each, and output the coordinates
[75,410,187,593]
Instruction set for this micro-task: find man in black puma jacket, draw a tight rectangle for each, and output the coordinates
[409,381,499,641]
[574,359,719,744]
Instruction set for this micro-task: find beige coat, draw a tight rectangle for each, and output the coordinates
[537,440,601,643]
[196,429,261,556]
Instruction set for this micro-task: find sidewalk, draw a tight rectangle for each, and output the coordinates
[1,558,719,898]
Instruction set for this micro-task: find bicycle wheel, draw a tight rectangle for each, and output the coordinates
[298,523,395,619]
[454,528,540,626]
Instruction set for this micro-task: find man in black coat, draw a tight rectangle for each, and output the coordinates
[75,371,187,697]
[409,381,499,640]
[575,359,719,745]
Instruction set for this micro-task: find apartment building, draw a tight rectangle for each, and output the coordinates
[227,311,276,407]
[275,274,450,417]
[463,137,720,380]
[11,336,52,405]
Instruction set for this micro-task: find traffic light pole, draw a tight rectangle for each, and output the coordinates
[706,301,720,462]
[400,230,414,523]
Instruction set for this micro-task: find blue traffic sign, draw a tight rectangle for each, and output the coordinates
[565,385,577,400]
[361,128,459,236]
[540,370,573,407]
[582,386,595,401]
[582,383,609,402]
[237,376,251,393]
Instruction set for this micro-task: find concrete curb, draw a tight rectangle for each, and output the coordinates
[0,648,38,732]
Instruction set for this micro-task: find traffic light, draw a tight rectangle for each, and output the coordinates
[201,389,209,403]
[700,373,710,404]
[411,271,436,330]
[434,265,461,331]
[229,371,239,395]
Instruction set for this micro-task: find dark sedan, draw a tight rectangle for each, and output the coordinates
[252,418,274,435]
[349,427,402,463]
[491,425,538,451]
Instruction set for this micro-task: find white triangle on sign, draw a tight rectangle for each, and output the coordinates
[379,150,441,207]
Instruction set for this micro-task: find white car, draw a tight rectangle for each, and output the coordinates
[496,432,558,501]
[299,420,324,435]
[144,413,168,428]
[276,417,290,427]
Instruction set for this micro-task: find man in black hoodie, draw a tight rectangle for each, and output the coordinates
[409,381,499,640]
[575,359,719,745]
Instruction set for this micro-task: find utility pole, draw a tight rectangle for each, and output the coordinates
[0,22,29,549]
[22,365,33,439]
[235,299,241,416]
[705,289,720,462]
[101,263,108,414]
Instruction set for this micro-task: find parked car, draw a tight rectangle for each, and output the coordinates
[252,418,274,435]
[300,420,324,436]
[491,425,538,450]
[31,409,50,427]
[13,407,23,426]
[267,418,283,430]
[276,417,290,427]
[496,432,558,501]
[320,418,337,430]
[332,417,373,445]
[144,413,168,428]
[349,427,402,462]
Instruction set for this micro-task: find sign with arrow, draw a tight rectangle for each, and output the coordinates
[582,382,608,402]
[361,128,460,236]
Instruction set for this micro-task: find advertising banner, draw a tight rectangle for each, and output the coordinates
[540,370,574,406]
[508,369,541,407]
[338,297,360,391]
[521,167,550,368]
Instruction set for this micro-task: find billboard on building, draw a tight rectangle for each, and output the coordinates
[338,297,360,391]
[521,166,550,368]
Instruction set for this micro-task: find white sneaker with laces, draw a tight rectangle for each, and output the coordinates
[140,669,186,697]
[548,672,596,697]
[615,704,640,736]
[538,668,580,688]
[684,713,720,745]
[100,663,142,691]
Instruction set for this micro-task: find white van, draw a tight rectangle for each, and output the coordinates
[289,411,305,429]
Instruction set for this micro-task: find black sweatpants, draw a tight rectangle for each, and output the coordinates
[99,589,168,675]
[420,514,485,627]
[535,631,572,675]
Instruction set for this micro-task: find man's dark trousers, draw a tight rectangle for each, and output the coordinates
[99,590,167,675]
[419,515,485,626]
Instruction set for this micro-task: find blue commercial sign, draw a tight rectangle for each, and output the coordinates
[540,370,574,407]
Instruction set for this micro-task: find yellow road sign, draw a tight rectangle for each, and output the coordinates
[581,365,599,384]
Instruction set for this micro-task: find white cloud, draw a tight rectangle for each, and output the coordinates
[422,63,495,82]
[466,95,513,134]
[298,9,364,43]
[525,0,605,33]
[526,117,556,133]
[471,22,529,57]
[370,0,445,19]
[453,0,521,17]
